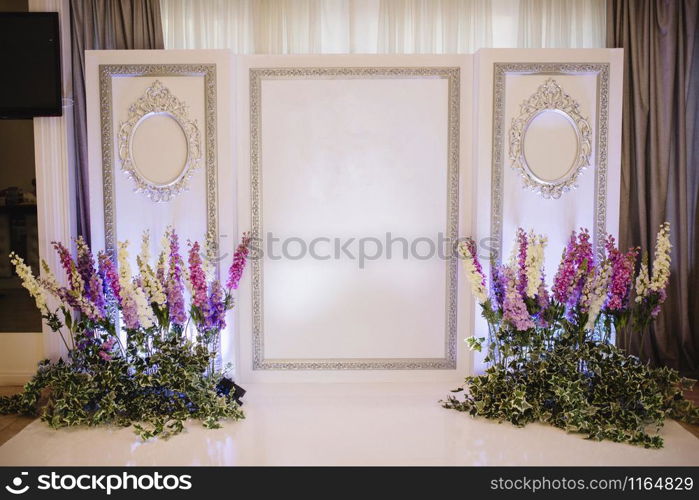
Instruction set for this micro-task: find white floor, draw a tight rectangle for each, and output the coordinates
[0,382,697,466]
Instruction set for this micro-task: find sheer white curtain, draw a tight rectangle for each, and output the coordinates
[160,0,606,53]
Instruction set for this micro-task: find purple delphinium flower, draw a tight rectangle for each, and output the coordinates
[205,280,227,331]
[651,288,666,318]
[503,267,535,331]
[226,233,251,291]
[536,275,550,309]
[120,294,140,330]
[490,264,506,310]
[535,276,550,327]
[98,252,121,307]
[166,230,187,326]
[464,238,487,287]
[515,228,528,297]
[604,235,638,312]
[188,241,208,309]
[98,336,117,361]
[76,238,105,318]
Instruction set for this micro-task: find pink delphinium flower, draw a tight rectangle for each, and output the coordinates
[604,235,638,312]
[553,233,577,304]
[226,233,252,291]
[553,229,595,313]
[52,241,83,295]
[502,267,535,331]
[188,241,208,309]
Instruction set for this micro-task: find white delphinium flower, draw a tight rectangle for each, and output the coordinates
[584,260,611,331]
[635,258,650,303]
[40,260,61,295]
[138,230,151,269]
[649,222,671,292]
[137,231,166,307]
[525,233,547,298]
[118,240,156,328]
[117,241,133,286]
[10,252,48,314]
[133,287,155,329]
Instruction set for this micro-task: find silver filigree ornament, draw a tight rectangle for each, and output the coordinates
[117,80,202,202]
[508,78,592,200]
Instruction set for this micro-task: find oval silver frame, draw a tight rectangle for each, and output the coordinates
[117,80,202,202]
[508,78,592,199]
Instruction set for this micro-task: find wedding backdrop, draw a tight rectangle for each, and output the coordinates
[1,0,698,467]
[82,48,623,382]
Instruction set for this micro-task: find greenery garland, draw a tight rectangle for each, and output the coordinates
[444,334,698,448]
[0,338,243,440]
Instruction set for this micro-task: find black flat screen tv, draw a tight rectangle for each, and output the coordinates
[0,12,62,118]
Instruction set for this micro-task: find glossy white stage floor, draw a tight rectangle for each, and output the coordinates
[1,382,698,466]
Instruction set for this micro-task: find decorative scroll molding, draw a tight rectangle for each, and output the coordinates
[117,80,202,202]
[508,78,592,199]
[491,62,610,262]
[249,66,460,370]
[98,64,218,264]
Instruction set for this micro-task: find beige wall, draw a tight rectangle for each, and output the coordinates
[0,333,43,385]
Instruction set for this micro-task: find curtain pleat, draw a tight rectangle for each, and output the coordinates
[70,0,164,244]
[607,0,699,376]
[159,0,605,53]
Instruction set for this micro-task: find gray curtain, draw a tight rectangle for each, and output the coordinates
[607,0,699,376]
[70,0,164,244]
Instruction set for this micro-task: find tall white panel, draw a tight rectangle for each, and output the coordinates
[235,55,473,383]
[471,49,624,372]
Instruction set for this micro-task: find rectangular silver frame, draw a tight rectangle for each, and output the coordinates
[98,64,219,261]
[250,66,461,370]
[490,62,610,262]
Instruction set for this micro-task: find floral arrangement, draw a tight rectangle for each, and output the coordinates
[447,223,698,448]
[0,229,251,440]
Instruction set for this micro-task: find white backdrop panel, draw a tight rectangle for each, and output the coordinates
[236,55,472,383]
[261,77,448,360]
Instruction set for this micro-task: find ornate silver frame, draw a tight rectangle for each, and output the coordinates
[99,64,218,260]
[508,78,592,199]
[117,80,202,202]
[491,63,609,261]
[250,66,460,370]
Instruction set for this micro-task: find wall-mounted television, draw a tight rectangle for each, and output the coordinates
[0,12,62,119]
